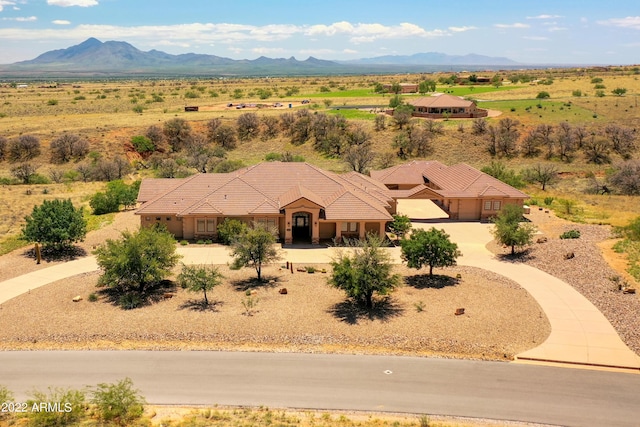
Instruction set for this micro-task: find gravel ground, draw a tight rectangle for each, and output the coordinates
[488,207,640,355]
[0,210,139,282]
[0,263,550,361]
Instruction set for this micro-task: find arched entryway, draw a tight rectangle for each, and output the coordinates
[292,212,311,243]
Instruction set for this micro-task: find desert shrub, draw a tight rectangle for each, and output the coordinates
[237,112,261,141]
[9,134,41,161]
[560,229,581,239]
[26,387,87,427]
[22,199,87,252]
[0,136,8,161]
[88,293,98,302]
[50,133,90,163]
[118,293,143,310]
[265,152,283,161]
[91,378,145,426]
[180,240,189,245]
[543,197,555,206]
[536,91,550,99]
[217,218,248,245]
[212,159,244,173]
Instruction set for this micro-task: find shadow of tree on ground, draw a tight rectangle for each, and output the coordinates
[405,274,459,289]
[328,297,404,325]
[22,245,87,262]
[179,299,223,312]
[231,275,281,292]
[496,248,535,263]
[97,279,177,309]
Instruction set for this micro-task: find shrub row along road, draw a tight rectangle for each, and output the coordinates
[1,350,639,427]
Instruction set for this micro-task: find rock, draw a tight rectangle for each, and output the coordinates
[279,288,288,295]
[162,292,175,299]
[623,288,636,294]
[564,252,575,260]
[455,308,465,315]
[536,236,548,244]
[72,295,82,302]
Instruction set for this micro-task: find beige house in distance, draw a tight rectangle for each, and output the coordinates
[136,162,395,244]
[406,94,488,119]
[370,160,528,221]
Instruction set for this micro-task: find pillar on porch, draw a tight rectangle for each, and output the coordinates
[312,216,320,245]
[379,221,386,239]
[284,210,293,244]
[335,221,342,243]
[359,221,366,240]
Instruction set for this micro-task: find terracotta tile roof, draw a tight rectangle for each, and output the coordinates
[407,94,475,108]
[371,162,528,200]
[278,184,325,208]
[137,178,186,203]
[136,162,392,221]
[369,160,444,185]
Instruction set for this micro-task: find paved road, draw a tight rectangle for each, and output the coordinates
[1,351,639,427]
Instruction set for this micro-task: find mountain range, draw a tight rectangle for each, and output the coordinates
[0,38,522,77]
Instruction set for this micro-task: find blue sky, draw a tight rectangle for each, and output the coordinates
[0,0,639,65]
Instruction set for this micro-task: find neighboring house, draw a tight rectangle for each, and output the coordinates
[370,160,528,220]
[136,162,395,244]
[405,94,488,119]
[383,83,418,93]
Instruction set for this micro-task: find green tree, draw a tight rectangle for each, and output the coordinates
[130,135,155,154]
[217,218,249,245]
[89,191,120,215]
[390,82,402,94]
[230,223,281,281]
[177,264,224,306]
[22,199,87,252]
[94,226,181,296]
[329,234,400,309]
[492,204,536,255]
[536,91,550,99]
[611,87,627,96]
[26,387,87,427]
[91,378,145,427]
[388,214,412,241]
[419,79,436,94]
[388,94,403,108]
[481,161,525,188]
[400,227,461,276]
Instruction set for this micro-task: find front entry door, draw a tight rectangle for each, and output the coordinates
[292,212,310,242]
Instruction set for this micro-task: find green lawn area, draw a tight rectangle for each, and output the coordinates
[614,239,640,282]
[327,109,378,120]
[478,99,597,124]
[300,89,379,98]
[436,85,525,97]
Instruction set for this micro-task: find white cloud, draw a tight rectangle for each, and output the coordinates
[494,23,530,29]
[449,26,477,32]
[523,36,549,41]
[52,19,70,25]
[306,21,447,43]
[2,15,35,21]
[343,48,357,54]
[227,47,243,54]
[547,26,567,32]
[47,0,98,6]
[598,16,640,30]
[0,0,16,12]
[152,40,190,48]
[527,14,562,20]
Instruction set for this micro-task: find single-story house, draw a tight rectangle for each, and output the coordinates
[136,162,395,244]
[406,94,488,119]
[370,160,528,220]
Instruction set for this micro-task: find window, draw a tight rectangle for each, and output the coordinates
[196,219,205,233]
[257,217,277,229]
[493,201,502,210]
[484,201,492,211]
[341,222,358,232]
[206,219,215,232]
[155,217,161,221]
[166,217,171,221]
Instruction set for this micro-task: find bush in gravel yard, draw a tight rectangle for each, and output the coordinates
[560,229,581,239]
[91,378,145,426]
[25,387,87,426]
[217,218,248,245]
[22,199,87,253]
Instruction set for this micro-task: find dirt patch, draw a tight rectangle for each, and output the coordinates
[0,264,549,360]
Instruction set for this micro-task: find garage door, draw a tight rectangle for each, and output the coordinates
[457,199,480,220]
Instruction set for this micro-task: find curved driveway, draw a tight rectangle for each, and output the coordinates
[1,217,639,370]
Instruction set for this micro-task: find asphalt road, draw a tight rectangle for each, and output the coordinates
[1,351,639,426]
